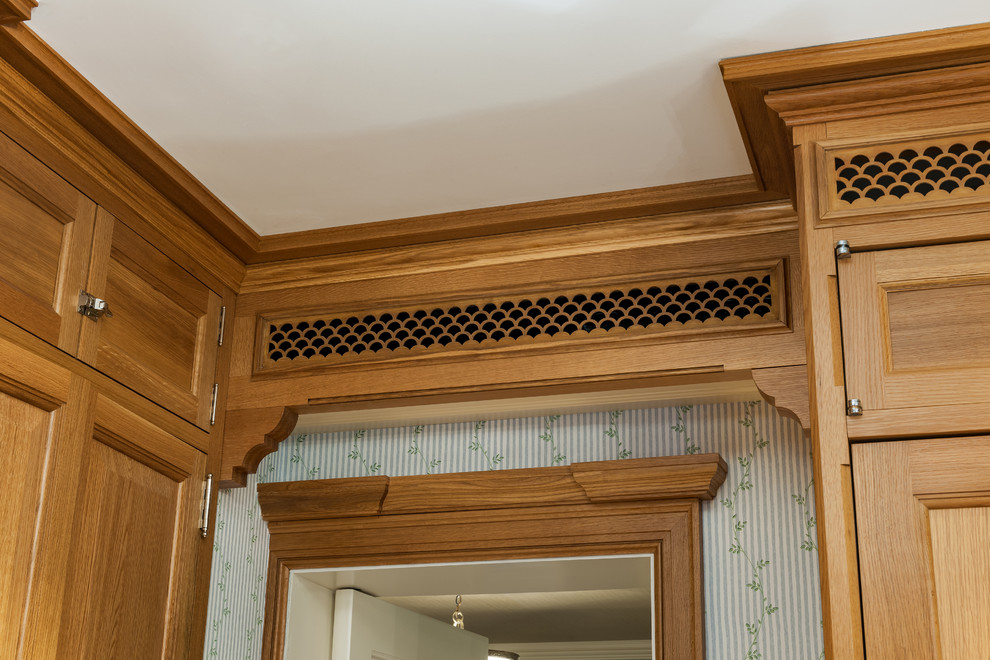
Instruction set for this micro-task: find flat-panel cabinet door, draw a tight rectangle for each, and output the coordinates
[838,240,990,438]
[78,207,222,428]
[0,131,94,352]
[853,437,990,660]
[0,335,71,659]
[22,385,208,660]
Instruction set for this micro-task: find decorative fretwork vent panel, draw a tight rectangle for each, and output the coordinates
[260,268,781,369]
[830,135,990,209]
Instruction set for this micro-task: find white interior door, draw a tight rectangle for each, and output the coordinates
[332,589,489,660]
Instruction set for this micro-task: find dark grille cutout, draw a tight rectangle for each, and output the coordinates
[263,271,776,367]
[833,138,990,205]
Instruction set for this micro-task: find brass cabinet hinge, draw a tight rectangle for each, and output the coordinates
[209,383,219,426]
[200,472,214,538]
[217,305,226,346]
[846,398,863,416]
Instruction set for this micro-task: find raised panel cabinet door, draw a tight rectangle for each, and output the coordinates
[838,240,990,438]
[22,386,209,660]
[853,437,990,660]
[0,334,71,659]
[78,207,222,428]
[0,130,95,352]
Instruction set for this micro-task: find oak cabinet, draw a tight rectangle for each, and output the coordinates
[0,125,221,658]
[0,131,223,430]
[0,340,70,660]
[852,436,990,659]
[78,207,223,430]
[838,240,990,439]
[0,332,209,659]
[840,241,990,659]
[0,130,94,354]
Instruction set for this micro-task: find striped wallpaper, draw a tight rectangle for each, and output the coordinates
[204,401,823,659]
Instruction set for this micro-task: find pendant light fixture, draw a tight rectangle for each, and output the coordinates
[450,595,521,660]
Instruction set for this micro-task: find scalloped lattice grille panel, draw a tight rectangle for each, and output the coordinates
[831,136,990,208]
[261,269,780,368]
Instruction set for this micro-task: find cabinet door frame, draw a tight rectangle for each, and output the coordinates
[20,377,209,660]
[77,207,222,429]
[0,130,96,353]
[0,332,72,659]
[852,436,990,659]
[838,240,990,439]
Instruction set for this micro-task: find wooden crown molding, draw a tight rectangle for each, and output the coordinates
[720,22,990,200]
[765,61,990,127]
[241,197,797,293]
[251,174,785,264]
[0,22,784,270]
[0,0,35,25]
[0,23,259,263]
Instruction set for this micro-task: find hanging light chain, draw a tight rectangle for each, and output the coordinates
[452,594,465,629]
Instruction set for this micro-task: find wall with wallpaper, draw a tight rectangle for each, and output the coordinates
[205,401,823,660]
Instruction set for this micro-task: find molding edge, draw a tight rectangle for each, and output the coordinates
[251,175,785,264]
[0,0,35,25]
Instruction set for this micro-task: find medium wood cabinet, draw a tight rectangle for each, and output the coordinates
[838,240,990,439]
[852,436,990,659]
[840,242,990,659]
[719,25,990,659]
[0,130,94,354]
[0,114,223,658]
[0,130,223,430]
[0,28,234,660]
[78,207,223,429]
[0,338,70,660]
[0,330,209,659]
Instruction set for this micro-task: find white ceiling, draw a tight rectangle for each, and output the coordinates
[294,555,653,644]
[29,1,989,235]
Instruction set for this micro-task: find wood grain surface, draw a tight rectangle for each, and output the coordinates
[258,455,725,660]
[853,436,990,659]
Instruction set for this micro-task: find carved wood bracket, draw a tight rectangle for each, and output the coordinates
[752,364,811,432]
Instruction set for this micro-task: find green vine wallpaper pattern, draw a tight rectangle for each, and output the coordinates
[205,401,823,659]
[722,402,776,659]
[469,420,504,469]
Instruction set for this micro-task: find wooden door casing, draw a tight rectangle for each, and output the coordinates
[0,130,95,353]
[258,455,727,660]
[838,240,990,439]
[853,436,990,660]
[78,207,222,429]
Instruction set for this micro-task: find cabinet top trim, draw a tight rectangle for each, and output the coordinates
[720,22,990,201]
[257,454,728,523]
